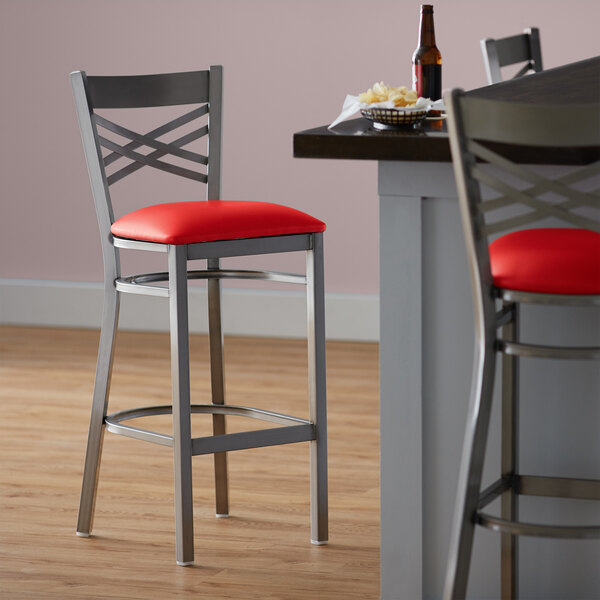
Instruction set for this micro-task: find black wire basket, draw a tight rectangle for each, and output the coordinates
[360,107,428,130]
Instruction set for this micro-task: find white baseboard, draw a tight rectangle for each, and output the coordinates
[0,279,379,342]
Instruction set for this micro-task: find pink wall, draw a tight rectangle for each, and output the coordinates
[1,0,598,294]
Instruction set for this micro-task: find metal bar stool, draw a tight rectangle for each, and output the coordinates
[481,27,543,85]
[443,89,600,598]
[70,66,328,566]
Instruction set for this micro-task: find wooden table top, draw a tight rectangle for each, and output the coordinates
[293,56,600,164]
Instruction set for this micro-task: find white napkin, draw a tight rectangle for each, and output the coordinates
[328,95,445,129]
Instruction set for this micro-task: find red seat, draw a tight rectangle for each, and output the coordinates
[111,200,326,245]
[489,228,600,295]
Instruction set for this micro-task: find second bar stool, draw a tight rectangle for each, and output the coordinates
[444,88,600,599]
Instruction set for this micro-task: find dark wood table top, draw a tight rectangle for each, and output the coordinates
[293,56,600,164]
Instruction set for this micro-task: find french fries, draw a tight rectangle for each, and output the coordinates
[359,82,419,107]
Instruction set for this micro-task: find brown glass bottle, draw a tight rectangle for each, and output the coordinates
[412,4,442,100]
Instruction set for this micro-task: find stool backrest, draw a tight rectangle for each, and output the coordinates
[445,88,600,313]
[70,67,223,261]
[481,28,543,85]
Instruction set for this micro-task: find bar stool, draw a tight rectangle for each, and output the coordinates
[443,88,600,598]
[70,66,328,566]
[481,27,543,84]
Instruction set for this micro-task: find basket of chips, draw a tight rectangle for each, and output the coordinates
[328,81,444,130]
[359,82,428,129]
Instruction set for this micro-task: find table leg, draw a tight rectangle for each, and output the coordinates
[379,190,424,600]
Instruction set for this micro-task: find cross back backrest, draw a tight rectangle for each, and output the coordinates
[71,67,223,257]
[481,28,543,85]
[445,88,600,297]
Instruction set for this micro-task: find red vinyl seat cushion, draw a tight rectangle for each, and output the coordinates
[111,200,326,245]
[489,228,600,295]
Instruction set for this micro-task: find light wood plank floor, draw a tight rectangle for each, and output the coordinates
[0,326,379,599]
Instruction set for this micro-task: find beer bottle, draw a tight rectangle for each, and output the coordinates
[412,4,442,100]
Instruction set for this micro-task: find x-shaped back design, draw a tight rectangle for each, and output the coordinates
[510,61,537,79]
[94,105,209,185]
[467,139,600,236]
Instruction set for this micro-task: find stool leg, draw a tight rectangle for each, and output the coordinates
[207,257,229,517]
[444,334,497,599]
[307,233,328,544]
[169,245,194,566]
[501,303,520,599]
[77,283,120,536]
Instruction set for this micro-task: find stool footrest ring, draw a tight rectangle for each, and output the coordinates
[475,474,600,539]
[476,512,600,539]
[498,340,600,360]
[104,404,315,454]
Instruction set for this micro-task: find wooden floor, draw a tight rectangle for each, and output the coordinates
[0,326,379,599]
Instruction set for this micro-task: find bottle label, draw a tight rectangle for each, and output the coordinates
[413,64,442,100]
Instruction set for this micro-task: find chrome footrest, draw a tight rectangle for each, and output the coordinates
[475,474,600,539]
[115,268,306,298]
[498,340,600,360]
[476,512,600,539]
[104,403,315,454]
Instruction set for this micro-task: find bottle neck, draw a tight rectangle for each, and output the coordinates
[418,8,436,47]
